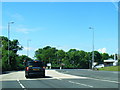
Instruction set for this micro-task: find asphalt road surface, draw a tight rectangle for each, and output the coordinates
[0,69,119,89]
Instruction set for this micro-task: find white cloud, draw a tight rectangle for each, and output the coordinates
[16,28,30,34]
[98,48,107,53]
[15,27,46,34]
[55,45,71,51]
[0,26,7,30]
[23,47,37,51]
[11,13,24,21]
[0,26,2,30]
[24,47,34,51]
[34,48,38,51]
[17,53,26,56]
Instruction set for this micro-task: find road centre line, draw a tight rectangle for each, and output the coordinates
[68,81,93,88]
[17,79,25,88]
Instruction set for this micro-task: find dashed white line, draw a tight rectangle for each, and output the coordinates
[68,81,93,88]
[88,78,120,84]
[17,79,25,88]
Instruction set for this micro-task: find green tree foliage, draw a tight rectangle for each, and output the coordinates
[0,36,23,71]
[55,50,65,64]
[18,55,32,70]
[101,53,109,61]
[35,46,58,66]
[35,46,115,69]
[109,54,114,59]
[35,46,106,69]
[94,51,102,64]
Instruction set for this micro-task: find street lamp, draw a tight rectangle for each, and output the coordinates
[89,27,94,69]
[8,21,14,64]
[27,39,31,57]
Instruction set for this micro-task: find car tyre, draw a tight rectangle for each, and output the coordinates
[25,75,29,78]
[42,74,45,78]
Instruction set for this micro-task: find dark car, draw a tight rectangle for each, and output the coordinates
[25,60,45,78]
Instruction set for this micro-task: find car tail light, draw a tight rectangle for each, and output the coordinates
[26,67,29,71]
[43,67,45,69]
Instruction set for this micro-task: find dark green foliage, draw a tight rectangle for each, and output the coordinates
[0,36,31,71]
[101,53,109,61]
[35,46,112,69]
[18,55,32,70]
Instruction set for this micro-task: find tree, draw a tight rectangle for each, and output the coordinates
[109,54,114,59]
[35,46,58,67]
[0,36,23,71]
[101,53,109,61]
[55,50,65,66]
[77,50,89,68]
[18,55,32,70]
[66,49,89,69]
[93,51,102,64]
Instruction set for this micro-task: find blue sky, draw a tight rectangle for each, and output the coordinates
[2,2,118,58]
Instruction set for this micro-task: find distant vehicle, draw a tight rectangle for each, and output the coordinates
[94,64,104,69]
[25,60,45,78]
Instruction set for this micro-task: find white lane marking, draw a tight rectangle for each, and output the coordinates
[88,78,120,84]
[17,79,25,88]
[54,70,119,84]
[53,77,62,80]
[68,81,93,88]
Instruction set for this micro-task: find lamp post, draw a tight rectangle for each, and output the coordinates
[8,21,14,65]
[89,27,94,69]
[27,39,31,57]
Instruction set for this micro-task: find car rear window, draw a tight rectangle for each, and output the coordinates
[28,62,44,67]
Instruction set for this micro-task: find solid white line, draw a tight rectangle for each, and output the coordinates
[17,79,25,88]
[68,81,93,88]
[53,77,62,80]
[75,82,93,88]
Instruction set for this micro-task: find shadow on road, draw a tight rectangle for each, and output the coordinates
[27,76,53,79]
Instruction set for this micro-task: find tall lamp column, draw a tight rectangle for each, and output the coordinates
[89,27,94,69]
[8,21,14,64]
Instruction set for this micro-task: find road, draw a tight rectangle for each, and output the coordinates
[0,69,119,89]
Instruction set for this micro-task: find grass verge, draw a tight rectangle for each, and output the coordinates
[98,66,120,71]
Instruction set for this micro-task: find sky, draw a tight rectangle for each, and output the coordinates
[1,2,118,59]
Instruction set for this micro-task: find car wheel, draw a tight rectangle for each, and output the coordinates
[42,74,45,78]
[25,75,29,78]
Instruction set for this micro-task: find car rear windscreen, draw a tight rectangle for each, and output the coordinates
[28,62,44,67]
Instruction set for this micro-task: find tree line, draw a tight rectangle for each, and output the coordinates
[0,36,118,71]
[34,46,116,69]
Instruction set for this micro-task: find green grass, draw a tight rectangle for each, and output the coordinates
[98,66,120,71]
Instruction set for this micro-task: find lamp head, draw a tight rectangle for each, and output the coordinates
[89,27,94,29]
[10,22,14,24]
[8,21,14,24]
